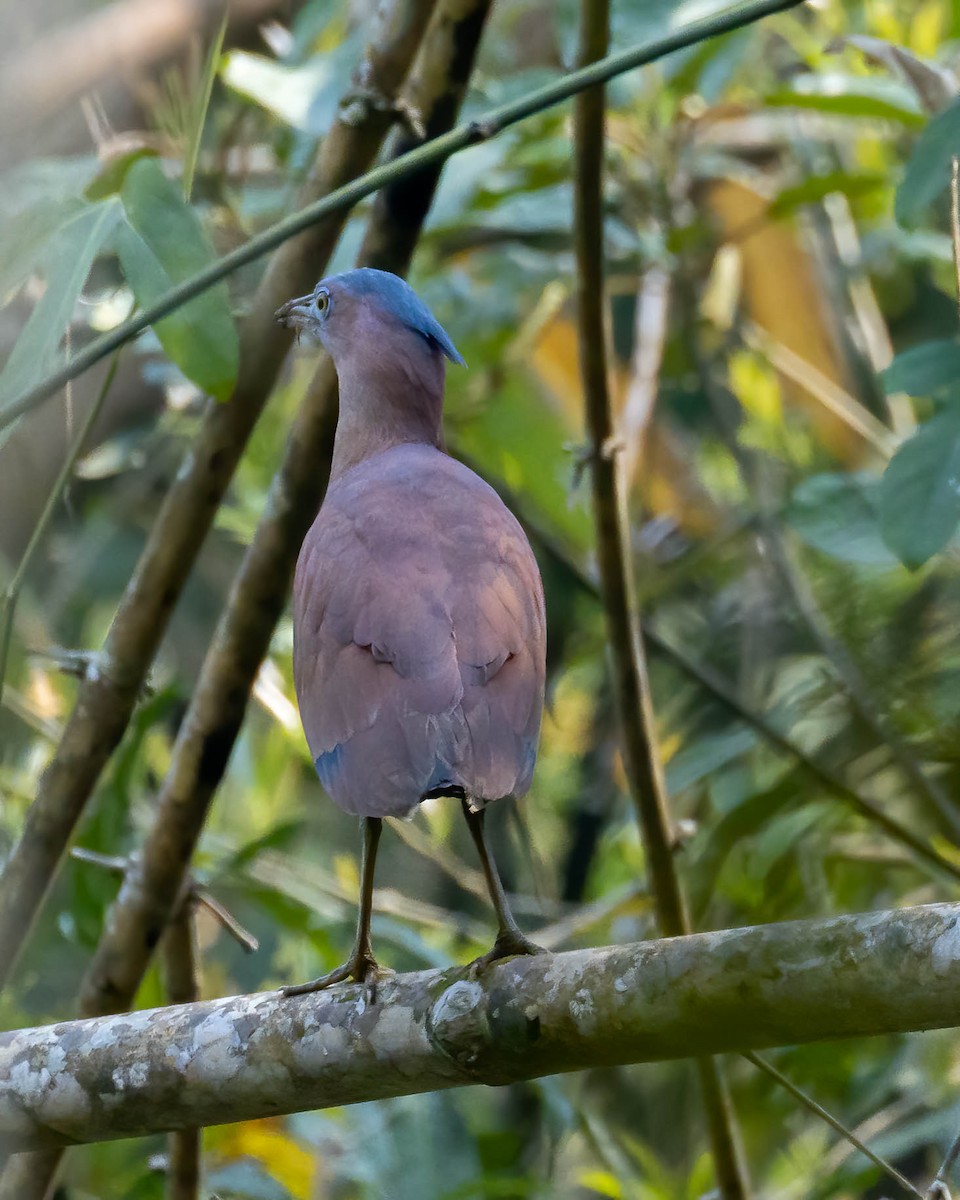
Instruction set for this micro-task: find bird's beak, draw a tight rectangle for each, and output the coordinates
[275,294,316,330]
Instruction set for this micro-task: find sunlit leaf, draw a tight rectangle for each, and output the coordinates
[766,77,926,127]
[213,1119,315,1199]
[117,156,238,400]
[879,408,960,567]
[221,36,360,135]
[767,171,885,219]
[577,1170,623,1199]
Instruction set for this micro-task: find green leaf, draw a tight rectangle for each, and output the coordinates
[879,409,960,568]
[765,82,925,128]
[665,727,757,794]
[84,148,158,201]
[767,171,885,220]
[117,157,238,400]
[882,339,960,397]
[896,96,960,226]
[0,200,121,414]
[787,472,899,567]
[0,195,86,298]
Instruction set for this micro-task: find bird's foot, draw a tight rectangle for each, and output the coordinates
[280,947,382,999]
[469,928,546,976]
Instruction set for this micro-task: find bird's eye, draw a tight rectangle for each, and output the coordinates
[315,291,330,316]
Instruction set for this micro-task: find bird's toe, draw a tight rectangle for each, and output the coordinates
[469,929,547,977]
[280,948,383,999]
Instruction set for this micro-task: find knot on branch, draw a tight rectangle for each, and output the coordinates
[339,88,427,138]
[568,435,624,491]
[426,978,490,1078]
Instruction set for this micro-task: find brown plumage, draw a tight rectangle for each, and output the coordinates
[294,444,544,818]
[276,268,546,993]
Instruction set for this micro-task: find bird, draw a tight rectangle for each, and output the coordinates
[275,268,546,995]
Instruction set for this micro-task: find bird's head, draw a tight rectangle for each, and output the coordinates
[275,268,465,370]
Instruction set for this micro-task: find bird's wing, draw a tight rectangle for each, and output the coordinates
[446,503,546,803]
[293,448,544,816]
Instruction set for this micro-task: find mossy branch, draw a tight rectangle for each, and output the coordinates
[3,902,960,1155]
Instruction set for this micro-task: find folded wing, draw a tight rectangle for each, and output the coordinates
[293,446,545,817]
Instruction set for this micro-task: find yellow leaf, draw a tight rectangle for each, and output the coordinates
[910,0,944,55]
[578,1169,624,1198]
[333,852,358,892]
[730,350,782,426]
[213,1118,318,1199]
[704,177,868,463]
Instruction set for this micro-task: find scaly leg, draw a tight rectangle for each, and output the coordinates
[281,816,383,997]
[462,800,544,969]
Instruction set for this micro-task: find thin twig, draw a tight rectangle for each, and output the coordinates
[0,0,440,1002]
[745,1052,922,1199]
[572,2,749,1196]
[193,888,259,954]
[620,265,671,488]
[741,320,895,458]
[0,353,120,701]
[491,459,960,886]
[929,1124,960,1200]
[763,527,960,841]
[69,847,260,952]
[1,0,807,431]
[181,11,227,203]
[387,816,490,904]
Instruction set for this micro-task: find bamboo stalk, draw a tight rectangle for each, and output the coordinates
[572,1,749,1195]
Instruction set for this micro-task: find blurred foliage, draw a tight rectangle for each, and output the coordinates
[4,0,960,1197]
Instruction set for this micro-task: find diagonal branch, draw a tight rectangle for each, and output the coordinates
[78,0,492,1025]
[3,901,960,1155]
[572,2,749,1196]
[0,4,495,1195]
[1,0,807,431]
[0,0,440,998]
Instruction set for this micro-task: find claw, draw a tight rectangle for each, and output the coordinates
[469,928,546,976]
[280,948,380,999]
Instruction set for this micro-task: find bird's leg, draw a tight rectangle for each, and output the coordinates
[462,800,544,970]
[281,816,383,997]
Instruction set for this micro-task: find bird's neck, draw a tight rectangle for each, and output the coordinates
[329,352,446,481]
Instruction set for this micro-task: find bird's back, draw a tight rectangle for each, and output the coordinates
[293,443,545,818]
